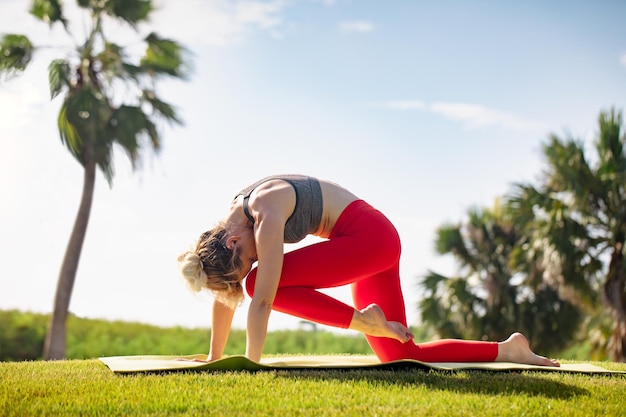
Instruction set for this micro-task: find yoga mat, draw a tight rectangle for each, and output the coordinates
[99,354,625,375]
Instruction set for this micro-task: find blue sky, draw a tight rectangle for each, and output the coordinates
[1,0,626,336]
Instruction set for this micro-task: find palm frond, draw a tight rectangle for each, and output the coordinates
[141,33,188,78]
[95,138,115,186]
[595,109,626,217]
[76,0,92,9]
[57,100,83,163]
[29,0,67,29]
[544,135,605,214]
[447,277,477,307]
[109,105,162,167]
[48,59,71,99]
[141,90,182,124]
[435,224,476,269]
[58,86,113,171]
[0,34,34,80]
[119,63,143,81]
[96,42,125,80]
[110,105,144,161]
[104,0,153,28]
[419,271,449,294]
[64,86,111,130]
[596,109,625,175]
[144,118,160,151]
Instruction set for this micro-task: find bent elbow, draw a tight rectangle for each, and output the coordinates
[251,297,274,316]
[259,299,274,314]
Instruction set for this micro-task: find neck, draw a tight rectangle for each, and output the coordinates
[226,196,249,231]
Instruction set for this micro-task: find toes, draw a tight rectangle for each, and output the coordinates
[388,321,414,343]
[545,357,560,367]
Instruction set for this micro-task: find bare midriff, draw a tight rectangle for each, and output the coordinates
[314,179,360,238]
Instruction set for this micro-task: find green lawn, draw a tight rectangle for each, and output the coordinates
[1,358,625,416]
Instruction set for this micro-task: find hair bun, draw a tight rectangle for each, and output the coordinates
[177,251,207,292]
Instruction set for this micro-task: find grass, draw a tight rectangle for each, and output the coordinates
[1,358,625,416]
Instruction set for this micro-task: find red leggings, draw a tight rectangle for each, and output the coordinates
[245,200,498,363]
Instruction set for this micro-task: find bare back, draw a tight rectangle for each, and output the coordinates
[242,177,359,240]
[314,179,360,238]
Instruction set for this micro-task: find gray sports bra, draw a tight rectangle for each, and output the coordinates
[235,175,323,243]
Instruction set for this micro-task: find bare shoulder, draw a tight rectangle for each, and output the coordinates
[247,180,296,221]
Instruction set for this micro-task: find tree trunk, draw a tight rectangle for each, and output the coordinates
[604,242,626,362]
[43,159,96,360]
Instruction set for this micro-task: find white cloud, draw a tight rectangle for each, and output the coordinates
[151,0,290,46]
[620,53,626,68]
[339,20,374,34]
[0,0,292,48]
[237,0,285,28]
[375,99,545,131]
[430,102,544,131]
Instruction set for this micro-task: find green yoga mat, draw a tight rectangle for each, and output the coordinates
[99,354,625,375]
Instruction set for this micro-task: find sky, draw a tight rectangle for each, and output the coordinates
[1,0,626,339]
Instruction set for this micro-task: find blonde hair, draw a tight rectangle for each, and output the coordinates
[177,223,245,308]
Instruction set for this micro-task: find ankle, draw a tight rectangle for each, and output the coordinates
[348,308,370,333]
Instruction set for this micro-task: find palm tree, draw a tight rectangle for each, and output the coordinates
[507,109,626,361]
[0,0,188,359]
[419,201,581,354]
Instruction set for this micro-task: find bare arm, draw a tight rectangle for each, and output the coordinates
[245,213,285,362]
[208,299,235,361]
[244,183,295,362]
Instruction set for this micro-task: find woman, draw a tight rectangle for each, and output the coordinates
[178,174,559,366]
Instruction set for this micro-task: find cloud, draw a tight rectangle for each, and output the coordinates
[339,20,374,34]
[150,0,290,46]
[0,0,292,49]
[236,0,286,29]
[375,100,545,131]
[430,102,544,131]
[321,0,338,5]
[620,53,626,68]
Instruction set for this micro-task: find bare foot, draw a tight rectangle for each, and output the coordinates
[496,333,560,367]
[349,304,414,343]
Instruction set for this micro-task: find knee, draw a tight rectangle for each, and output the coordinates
[245,268,257,297]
